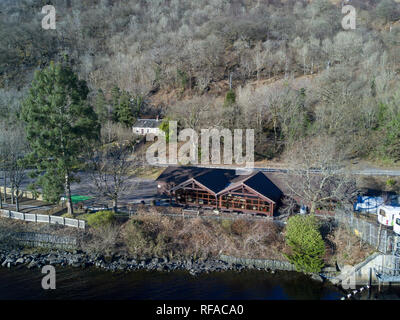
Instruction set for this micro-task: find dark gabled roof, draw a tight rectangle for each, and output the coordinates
[156,166,208,186]
[157,166,283,202]
[242,171,283,203]
[194,168,238,193]
[133,119,161,128]
[156,166,237,193]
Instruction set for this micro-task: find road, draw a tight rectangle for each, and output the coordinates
[0,171,158,204]
[70,172,158,203]
[164,164,400,177]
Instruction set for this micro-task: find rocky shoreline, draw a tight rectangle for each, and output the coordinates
[0,248,278,276]
[0,247,330,284]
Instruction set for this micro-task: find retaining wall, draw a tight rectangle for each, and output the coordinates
[219,254,295,271]
[12,232,77,250]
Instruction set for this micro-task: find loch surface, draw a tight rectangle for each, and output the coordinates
[0,267,343,300]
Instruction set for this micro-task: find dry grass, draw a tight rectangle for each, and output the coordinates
[325,223,375,266]
[84,224,121,256]
[131,166,165,179]
[119,207,287,260]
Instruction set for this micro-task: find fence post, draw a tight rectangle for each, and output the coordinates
[384,229,388,253]
[370,223,372,245]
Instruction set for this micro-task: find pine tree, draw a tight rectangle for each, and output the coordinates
[94,89,109,122]
[21,61,100,216]
[224,89,236,107]
[111,86,121,105]
[115,91,135,127]
[285,215,325,273]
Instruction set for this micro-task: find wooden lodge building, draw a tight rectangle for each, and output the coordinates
[156,166,283,216]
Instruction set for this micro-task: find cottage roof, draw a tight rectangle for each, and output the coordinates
[133,119,161,128]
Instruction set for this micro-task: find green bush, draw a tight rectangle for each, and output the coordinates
[386,178,396,189]
[224,89,236,107]
[285,215,325,273]
[122,218,169,256]
[87,210,115,229]
[220,219,233,233]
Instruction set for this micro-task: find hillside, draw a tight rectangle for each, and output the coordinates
[1,0,400,163]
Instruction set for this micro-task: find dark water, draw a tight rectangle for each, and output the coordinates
[0,266,343,300]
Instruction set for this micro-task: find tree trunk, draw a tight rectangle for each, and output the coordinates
[65,173,74,216]
[3,171,6,203]
[112,199,118,213]
[0,188,2,209]
[10,185,14,205]
[310,201,316,214]
[15,190,19,212]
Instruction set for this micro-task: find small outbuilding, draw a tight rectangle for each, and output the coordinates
[132,118,162,136]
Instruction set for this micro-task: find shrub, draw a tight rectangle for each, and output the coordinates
[122,216,172,257]
[220,219,233,233]
[285,215,325,273]
[85,224,120,256]
[386,178,396,189]
[87,210,115,229]
[224,89,236,107]
[230,219,251,236]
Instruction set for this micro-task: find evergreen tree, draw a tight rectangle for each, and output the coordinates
[94,89,109,122]
[160,118,173,142]
[115,91,135,127]
[224,89,236,107]
[376,0,399,23]
[285,215,325,273]
[21,61,100,215]
[131,95,143,118]
[110,86,121,113]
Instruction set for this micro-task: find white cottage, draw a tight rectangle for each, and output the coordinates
[132,118,162,136]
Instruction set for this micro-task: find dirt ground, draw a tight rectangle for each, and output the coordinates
[0,197,63,215]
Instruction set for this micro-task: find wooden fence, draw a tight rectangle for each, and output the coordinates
[0,209,85,229]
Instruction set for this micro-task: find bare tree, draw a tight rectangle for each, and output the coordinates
[7,124,29,212]
[284,136,357,214]
[87,142,138,212]
[0,124,7,209]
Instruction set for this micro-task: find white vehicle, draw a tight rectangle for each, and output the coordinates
[354,196,384,214]
[377,205,400,227]
[394,214,400,235]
